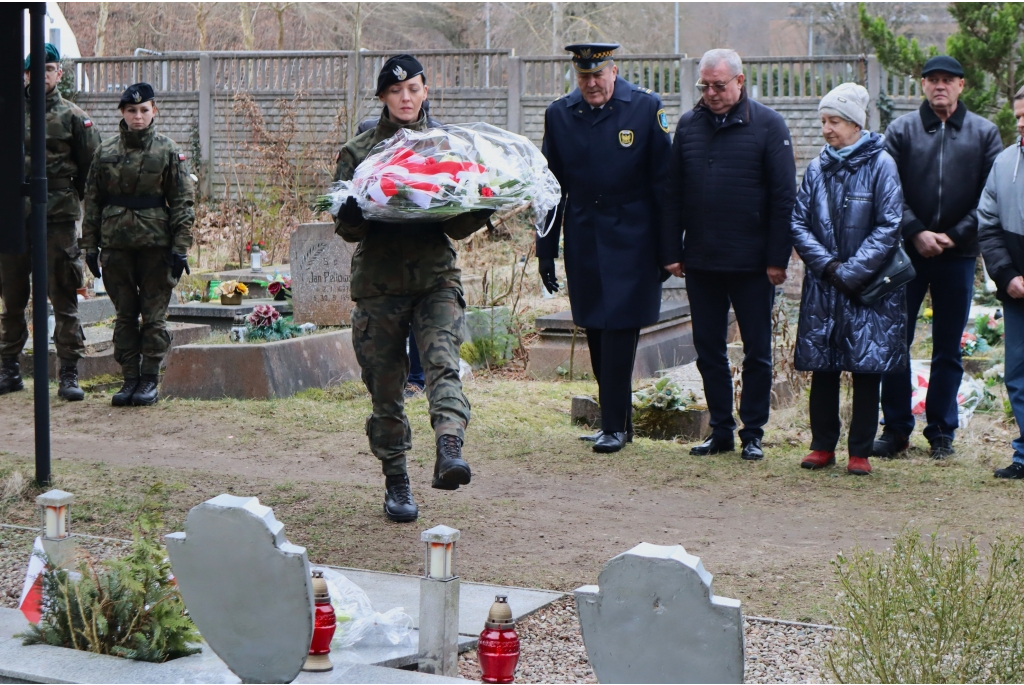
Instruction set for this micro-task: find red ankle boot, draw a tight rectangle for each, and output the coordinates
[800,450,836,469]
[847,456,872,475]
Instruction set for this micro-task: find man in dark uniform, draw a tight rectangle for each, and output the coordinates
[537,43,673,453]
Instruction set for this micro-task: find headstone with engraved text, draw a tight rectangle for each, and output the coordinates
[289,222,355,326]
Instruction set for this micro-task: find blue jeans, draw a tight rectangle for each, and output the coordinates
[1002,298,1024,465]
[880,254,975,441]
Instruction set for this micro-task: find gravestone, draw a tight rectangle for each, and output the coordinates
[165,495,314,684]
[289,222,355,326]
[575,543,743,684]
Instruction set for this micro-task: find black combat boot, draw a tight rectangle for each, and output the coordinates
[432,434,471,490]
[384,474,419,522]
[111,377,139,407]
[57,365,85,402]
[132,374,160,406]
[0,358,24,395]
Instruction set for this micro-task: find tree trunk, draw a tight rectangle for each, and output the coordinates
[94,2,109,57]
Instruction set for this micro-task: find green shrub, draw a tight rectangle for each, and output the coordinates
[18,486,201,662]
[827,529,1024,683]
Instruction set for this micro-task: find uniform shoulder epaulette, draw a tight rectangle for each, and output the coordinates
[634,85,654,95]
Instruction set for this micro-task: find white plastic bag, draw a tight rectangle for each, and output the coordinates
[907,359,991,429]
[315,123,561,237]
[314,567,414,649]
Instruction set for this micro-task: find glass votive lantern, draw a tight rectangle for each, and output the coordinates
[36,489,74,539]
[421,525,460,580]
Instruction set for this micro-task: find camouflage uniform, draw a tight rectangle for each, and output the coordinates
[335,111,488,476]
[81,121,194,377]
[0,88,100,365]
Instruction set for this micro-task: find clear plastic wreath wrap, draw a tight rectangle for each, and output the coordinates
[316,123,561,236]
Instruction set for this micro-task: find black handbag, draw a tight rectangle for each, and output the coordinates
[824,176,916,306]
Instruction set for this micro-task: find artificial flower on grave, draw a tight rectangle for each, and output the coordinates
[218,281,248,297]
[961,331,990,357]
[247,304,281,328]
[973,312,1004,348]
[267,276,292,301]
[245,240,266,254]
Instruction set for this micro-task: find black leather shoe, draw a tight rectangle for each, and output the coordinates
[994,462,1024,479]
[0,358,24,395]
[384,474,419,522]
[929,436,955,460]
[580,429,634,443]
[690,435,735,456]
[131,374,160,406]
[741,438,764,461]
[593,431,627,453]
[57,365,85,402]
[872,430,909,457]
[433,435,471,490]
[111,377,139,407]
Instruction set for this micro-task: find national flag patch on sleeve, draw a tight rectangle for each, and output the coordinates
[178,153,187,161]
[83,119,92,127]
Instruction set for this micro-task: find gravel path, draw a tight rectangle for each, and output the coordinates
[1,526,835,683]
[458,595,836,684]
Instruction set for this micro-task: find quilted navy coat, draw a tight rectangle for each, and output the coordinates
[790,132,908,373]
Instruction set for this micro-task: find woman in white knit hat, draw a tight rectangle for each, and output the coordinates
[789,83,908,475]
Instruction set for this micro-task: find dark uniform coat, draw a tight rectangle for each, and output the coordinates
[537,76,672,330]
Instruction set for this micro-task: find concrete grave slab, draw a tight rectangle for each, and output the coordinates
[77,296,116,325]
[575,542,743,684]
[290,223,355,326]
[161,329,360,400]
[167,299,293,332]
[165,495,315,684]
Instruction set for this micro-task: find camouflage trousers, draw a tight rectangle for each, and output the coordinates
[101,248,176,377]
[351,287,470,476]
[0,221,85,363]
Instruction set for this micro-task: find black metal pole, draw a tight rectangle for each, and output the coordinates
[28,3,50,486]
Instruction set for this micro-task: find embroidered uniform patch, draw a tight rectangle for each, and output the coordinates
[657,108,669,133]
[619,130,634,147]
[178,153,187,161]
[83,119,92,128]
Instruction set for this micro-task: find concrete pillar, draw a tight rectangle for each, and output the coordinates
[345,51,358,139]
[507,56,522,135]
[679,57,696,113]
[418,525,461,677]
[198,53,213,197]
[867,55,881,132]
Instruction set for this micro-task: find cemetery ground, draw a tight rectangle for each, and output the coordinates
[1,373,1022,627]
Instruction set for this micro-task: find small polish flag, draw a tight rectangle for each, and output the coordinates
[18,537,47,624]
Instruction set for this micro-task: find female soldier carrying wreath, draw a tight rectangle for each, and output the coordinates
[82,82,195,407]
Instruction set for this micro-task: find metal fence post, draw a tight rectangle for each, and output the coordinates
[867,55,881,132]
[198,53,213,197]
[507,56,522,135]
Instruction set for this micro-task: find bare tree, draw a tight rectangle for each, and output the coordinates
[270,2,295,50]
[192,2,217,51]
[239,2,262,50]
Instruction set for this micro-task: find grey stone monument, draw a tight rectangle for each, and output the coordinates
[575,542,743,684]
[166,494,314,684]
[289,222,355,326]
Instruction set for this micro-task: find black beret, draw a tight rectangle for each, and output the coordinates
[922,55,964,78]
[376,55,425,95]
[119,82,155,108]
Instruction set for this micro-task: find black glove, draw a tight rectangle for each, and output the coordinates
[86,253,101,279]
[823,259,855,297]
[339,196,364,226]
[171,252,190,280]
[539,257,559,294]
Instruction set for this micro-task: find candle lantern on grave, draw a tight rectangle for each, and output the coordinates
[419,525,461,676]
[478,595,520,684]
[36,490,78,569]
[302,569,336,672]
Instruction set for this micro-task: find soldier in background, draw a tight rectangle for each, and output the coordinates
[0,43,100,400]
[334,55,493,523]
[81,82,195,407]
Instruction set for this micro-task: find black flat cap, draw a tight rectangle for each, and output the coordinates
[565,43,619,74]
[922,55,964,78]
[376,55,425,95]
[119,82,155,108]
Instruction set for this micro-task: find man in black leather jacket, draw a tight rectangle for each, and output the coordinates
[875,55,1003,460]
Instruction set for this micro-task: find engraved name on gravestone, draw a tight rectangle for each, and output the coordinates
[289,222,355,326]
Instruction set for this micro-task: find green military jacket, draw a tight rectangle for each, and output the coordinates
[81,121,195,255]
[334,110,488,299]
[23,87,101,225]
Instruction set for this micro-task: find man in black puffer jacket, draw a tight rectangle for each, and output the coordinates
[875,55,1002,461]
[663,48,797,462]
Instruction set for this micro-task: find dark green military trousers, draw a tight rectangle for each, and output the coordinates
[350,287,471,476]
[0,221,86,364]
[101,248,176,377]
